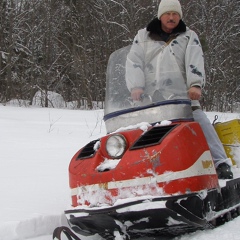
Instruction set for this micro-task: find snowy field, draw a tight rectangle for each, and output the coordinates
[1,104,240,240]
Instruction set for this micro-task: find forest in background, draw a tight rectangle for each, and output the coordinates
[0,0,239,112]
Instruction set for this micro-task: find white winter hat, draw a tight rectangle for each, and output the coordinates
[157,0,183,19]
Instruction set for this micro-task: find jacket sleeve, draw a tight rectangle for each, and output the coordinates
[185,30,206,89]
[125,29,147,92]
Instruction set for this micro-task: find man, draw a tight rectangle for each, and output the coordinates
[126,0,233,179]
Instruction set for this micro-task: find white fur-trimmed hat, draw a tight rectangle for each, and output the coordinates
[157,0,183,19]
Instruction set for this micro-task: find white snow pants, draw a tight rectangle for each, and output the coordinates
[192,109,232,168]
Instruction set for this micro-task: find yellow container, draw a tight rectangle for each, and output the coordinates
[222,145,240,166]
[214,119,240,165]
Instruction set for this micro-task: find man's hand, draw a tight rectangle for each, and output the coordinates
[131,88,144,101]
[188,86,202,100]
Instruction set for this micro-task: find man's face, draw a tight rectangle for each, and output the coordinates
[160,12,181,33]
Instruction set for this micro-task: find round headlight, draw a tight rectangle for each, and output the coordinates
[106,134,127,158]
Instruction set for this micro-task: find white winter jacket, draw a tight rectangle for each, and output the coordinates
[126,20,205,106]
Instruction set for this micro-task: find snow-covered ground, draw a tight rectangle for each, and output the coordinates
[1,104,240,240]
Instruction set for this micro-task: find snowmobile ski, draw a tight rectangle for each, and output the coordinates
[53,226,82,240]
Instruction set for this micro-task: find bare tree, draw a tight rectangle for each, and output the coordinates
[182,0,240,112]
[0,0,239,111]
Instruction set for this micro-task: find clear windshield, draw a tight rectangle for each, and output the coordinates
[104,42,189,116]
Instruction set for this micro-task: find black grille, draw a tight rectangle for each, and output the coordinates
[77,139,99,160]
[131,125,178,150]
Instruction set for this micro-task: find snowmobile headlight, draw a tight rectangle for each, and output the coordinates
[106,134,127,159]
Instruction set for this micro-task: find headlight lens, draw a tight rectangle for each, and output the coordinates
[106,134,127,158]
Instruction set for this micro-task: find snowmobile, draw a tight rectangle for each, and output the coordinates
[53,44,240,240]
